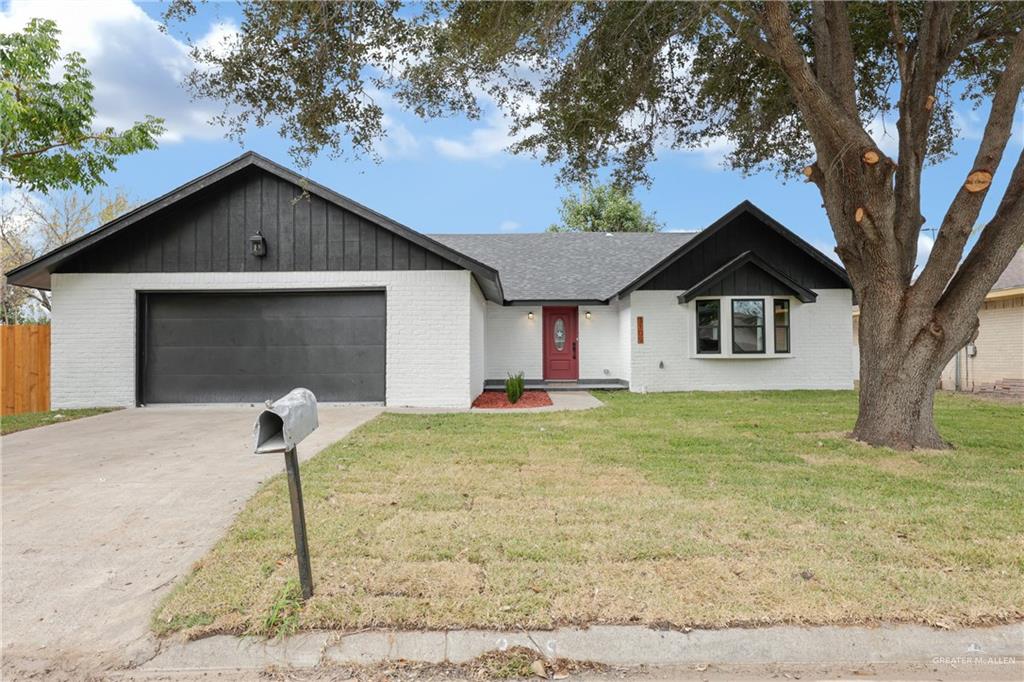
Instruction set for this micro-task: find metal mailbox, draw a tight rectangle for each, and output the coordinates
[253,387,319,600]
[254,387,319,454]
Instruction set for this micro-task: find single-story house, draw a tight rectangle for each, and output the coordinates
[6,152,854,409]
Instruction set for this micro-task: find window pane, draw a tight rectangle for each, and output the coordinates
[732,299,765,353]
[733,325,764,353]
[774,300,790,353]
[775,327,789,353]
[553,318,565,351]
[697,300,719,326]
[732,299,764,325]
[698,328,720,353]
[774,300,789,325]
[696,300,720,354]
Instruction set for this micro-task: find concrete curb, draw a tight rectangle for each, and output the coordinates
[140,623,1024,672]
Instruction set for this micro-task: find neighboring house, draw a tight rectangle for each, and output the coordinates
[851,249,1024,395]
[5,153,854,409]
[939,250,1024,393]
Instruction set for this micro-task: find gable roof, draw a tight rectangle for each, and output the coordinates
[432,232,696,302]
[679,251,818,303]
[615,200,850,297]
[5,152,504,302]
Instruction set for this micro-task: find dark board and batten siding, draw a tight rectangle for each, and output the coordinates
[59,167,460,275]
[691,261,803,298]
[639,212,848,292]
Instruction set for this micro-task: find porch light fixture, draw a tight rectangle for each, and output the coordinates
[249,231,267,257]
[585,311,592,320]
[528,311,534,320]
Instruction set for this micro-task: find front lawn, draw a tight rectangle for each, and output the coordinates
[155,391,1023,637]
[1,407,119,435]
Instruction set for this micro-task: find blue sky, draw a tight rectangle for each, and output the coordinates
[3,0,1022,268]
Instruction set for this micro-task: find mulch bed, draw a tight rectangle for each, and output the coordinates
[472,390,553,409]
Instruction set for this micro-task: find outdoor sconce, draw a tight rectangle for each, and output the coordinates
[585,311,592,320]
[528,311,534,320]
[249,231,267,257]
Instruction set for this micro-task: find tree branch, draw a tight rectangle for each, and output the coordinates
[891,1,958,283]
[937,146,1024,341]
[911,26,1024,308]
[757,2,870,154]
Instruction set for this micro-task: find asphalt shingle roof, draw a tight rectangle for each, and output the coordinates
[432,232,696,302]
[992,249,1024,291]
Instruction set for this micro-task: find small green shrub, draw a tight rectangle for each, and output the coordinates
[505,371,525,404]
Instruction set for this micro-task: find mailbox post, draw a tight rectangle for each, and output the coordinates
[254,388,319,600]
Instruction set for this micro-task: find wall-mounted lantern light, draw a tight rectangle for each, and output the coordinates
[585,311,592,320]
[249,231,267,257]
[528,311,535,320]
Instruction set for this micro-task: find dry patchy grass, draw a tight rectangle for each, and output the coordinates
[154,391,1024,637]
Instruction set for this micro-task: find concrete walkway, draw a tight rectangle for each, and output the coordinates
[1,405,382,676]
[140,623,1023,676]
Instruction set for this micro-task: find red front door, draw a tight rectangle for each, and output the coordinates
[543,307,579,380]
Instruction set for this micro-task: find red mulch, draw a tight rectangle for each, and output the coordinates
[472,390,553,409]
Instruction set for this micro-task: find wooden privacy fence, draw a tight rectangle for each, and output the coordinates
[1,324,51,415]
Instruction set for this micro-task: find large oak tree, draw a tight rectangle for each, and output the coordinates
[167,1,1024,449]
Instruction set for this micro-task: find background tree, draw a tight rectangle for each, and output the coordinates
[549,183,661,233]
[1,19,164,193]
[0,190,135,322]
[165,1,1024,450]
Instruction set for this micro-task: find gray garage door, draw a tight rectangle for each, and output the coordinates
[140,291,385,404]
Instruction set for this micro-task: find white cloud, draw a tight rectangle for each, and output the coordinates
[0,0,228,144]
[498,220,521,233]
[433,110,520,161]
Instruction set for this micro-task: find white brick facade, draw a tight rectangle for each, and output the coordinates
[50,270,476,409]
[483,301,627,382]
[628,289,854,392]
[51,272,854,409]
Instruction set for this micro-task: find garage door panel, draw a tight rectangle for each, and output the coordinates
[141,292,386,403]
[148,316,386,348]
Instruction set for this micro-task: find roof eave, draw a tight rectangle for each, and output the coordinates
[677,251,818,304]
[613,200,850,298]
[5,152,505,303]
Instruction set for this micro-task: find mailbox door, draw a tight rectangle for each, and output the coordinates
[139,291,385,403]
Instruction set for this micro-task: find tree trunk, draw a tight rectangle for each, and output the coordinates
[853,347,947,450]
[851,292,967,450]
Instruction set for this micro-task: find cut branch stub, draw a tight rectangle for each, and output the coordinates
[964,170,993,193]
[802,165,814,180]
[862,149,880,165]
[925,95,936,111]
[855,207,866,223]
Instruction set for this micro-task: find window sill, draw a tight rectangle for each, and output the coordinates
[690,354,794,360]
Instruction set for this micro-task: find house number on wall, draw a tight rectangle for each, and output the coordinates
[637,316,644,344]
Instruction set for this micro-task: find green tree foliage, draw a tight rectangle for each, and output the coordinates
[0,19,164,193]
[163,2,1024,450]
[549,184,660,233]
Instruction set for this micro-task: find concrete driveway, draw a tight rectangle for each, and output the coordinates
[1,404,381,677]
